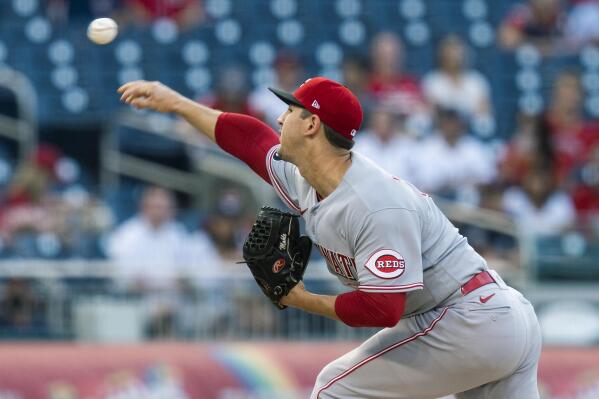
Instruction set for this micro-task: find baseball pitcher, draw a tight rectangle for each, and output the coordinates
[118,77,541,399]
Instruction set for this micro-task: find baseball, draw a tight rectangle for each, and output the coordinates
[87,18,118,45]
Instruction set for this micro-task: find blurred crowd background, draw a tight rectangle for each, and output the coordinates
[0,0,598,345]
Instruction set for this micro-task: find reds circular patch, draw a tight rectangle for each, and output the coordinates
[365,249,405,279]
[272,258,286,273]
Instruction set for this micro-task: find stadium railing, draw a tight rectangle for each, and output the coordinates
[1,231,599,346]
[0,66,38,159]
[101,110,275,209]
[0,259,376,341]
[0,252,597,345]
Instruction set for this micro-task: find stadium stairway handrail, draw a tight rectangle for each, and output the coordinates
[0,66,37,159]
[435,198,533,283]
[101,110,275,208]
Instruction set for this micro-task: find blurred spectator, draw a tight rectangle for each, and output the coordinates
[499,0,565,54]
[106,185,219,338]
[472,184,521,276]
[0,157,12,191]
[201,65,261,119]
[367,32,428,134]
[46,0,204,29]
[62,191,114,258]
[120,0,204,29]
[503,73,599,188]
[354,104,417,181]
[571,143,599,233]
[106,186,216,282]
[4,145,61,208]
[546,71,599,184]
[341,56,372,114]
[203,187,252,261]
[499,112,554,186]
[0,145,110,258]
[0,278,50,337]
[45,0,119,25]
[423,34,495,136]
[249,52,304,129]
[502,169,576,235]
[564,0,599,49]
[194,65,258,141]
[411,107,496,202]
[0,279,37,329]
[201,187,276,335]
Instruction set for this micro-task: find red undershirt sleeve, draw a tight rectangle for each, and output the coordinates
[215,113,406,327]
[214,112,280,184]
[335,291,406,328]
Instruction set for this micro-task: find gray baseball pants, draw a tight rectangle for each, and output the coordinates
[311,285,541,399]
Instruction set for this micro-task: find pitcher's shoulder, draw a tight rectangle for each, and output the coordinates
[346,155,422,213]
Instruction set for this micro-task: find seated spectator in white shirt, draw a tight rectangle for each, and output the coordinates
[502,169,576,235]
[411,107,497,202]
[106,186,222,338]
[354,104,418,181]
[106,186,218,288]
[423,34,495,136]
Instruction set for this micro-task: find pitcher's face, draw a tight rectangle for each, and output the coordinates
[276,105,305,161]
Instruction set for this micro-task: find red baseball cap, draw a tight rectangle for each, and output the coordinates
[269,77,363,141]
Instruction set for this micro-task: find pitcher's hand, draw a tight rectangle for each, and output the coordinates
[118,80,184,113]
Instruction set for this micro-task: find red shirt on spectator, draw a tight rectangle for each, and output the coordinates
[571,142,599,223]
[126,0,197,19]
[572,185,599,215]
[548,116,599,183]
[504,2,564,39]
[367,74,424,115]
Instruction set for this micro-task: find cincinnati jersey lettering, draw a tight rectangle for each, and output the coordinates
[316,244,358,281]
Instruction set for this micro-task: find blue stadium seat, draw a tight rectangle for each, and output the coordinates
[0,0,588,138]
[428,0,467,37]
[104,179,145,224]
[487,0,522,27]
[116,122,186,157]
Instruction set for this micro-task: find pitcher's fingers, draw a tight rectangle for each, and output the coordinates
[121,92,134,103]
[131,97,151,109]
[121,84,150,103]
[117,80,146,93]
[119,87,136,102]
[117,82,138,94]
[120,82,151,102]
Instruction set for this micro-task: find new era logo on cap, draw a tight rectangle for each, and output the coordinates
[269,77,363,141]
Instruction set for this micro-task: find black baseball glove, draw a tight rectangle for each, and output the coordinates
[242,206,312,309]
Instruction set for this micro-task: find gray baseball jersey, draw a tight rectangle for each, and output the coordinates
[267,145,485,315]
[266,145,541,399]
